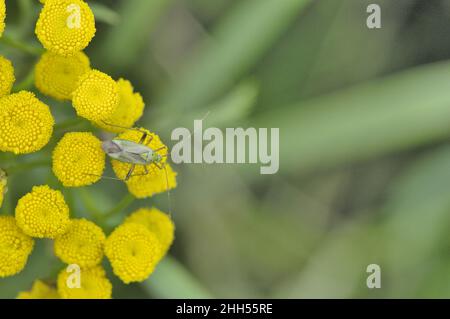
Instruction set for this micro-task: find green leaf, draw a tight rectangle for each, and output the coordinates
[273,145,450,298]
[95,0,174,71]
[90,3,121,26]
[380,146,450,297]
[252,61,450,174]
[157,79,259,130]
[141,256,214,299]
[153,0,312,123]
[204,79,259,128]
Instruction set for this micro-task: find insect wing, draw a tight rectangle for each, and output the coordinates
[113,139,152,165]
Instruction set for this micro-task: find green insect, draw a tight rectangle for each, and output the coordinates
[94,122,173,214]
[100,122,169,182]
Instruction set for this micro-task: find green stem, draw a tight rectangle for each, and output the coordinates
[0,35,43,56]
[79,188,103,219]
[63,188,76,215]
[13,69,35,92]
[54,118,85,132]
[5,159,51,175]
[17,0,34,38]
[103,193,135,220]
[1,175,13,215]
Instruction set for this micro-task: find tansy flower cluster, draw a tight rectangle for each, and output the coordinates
[0,0,4,37]
[0,0,177,299]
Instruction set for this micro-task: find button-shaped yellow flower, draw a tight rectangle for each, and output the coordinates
[111,128,177,198]
[35,51,90,101]
[0,168,7,209]
[0,216,34,278]
[125,208,175,260]
[57,265,112,299]
[54,219,105,268]
[17,280,59,299]
[39,0,89,4]
[0,0,5,37]
[15,185,70,238]
[0,91,54,154]
[72,70,119,122]
[52,132,105,187]
[105,223,161,284]
[35,0,96,56]
[96,79,145,133]
[120,163,177,199]
[0,55,15,97]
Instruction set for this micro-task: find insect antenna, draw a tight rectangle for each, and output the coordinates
[101,121,147,133]
[84,173,124,181]
[163,164,172,218]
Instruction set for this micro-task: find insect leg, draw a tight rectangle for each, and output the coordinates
[154,146,168,153]
[124,164,136,182]
[101,121,148,134]
[84,173,124,181]
[163,164,172,217]
[101,121,155,145]
[127,165,149,178]
[138,131,150,145]
[102,121,155,148]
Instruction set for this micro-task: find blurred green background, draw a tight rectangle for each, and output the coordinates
[2,0,450,298]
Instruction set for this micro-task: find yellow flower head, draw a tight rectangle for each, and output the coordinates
[17,280,59,299]
[125,208,175,260]
[54,219,105,268]
[0,0,5,37]
[52,132,105,187]
[105,223,161,284]
[0,168,7,208]
[0,216,34,278]
[15,185,70,239]
[96,79,145,133]
[0,91,54,155]
[0,55,15,97]
[111,128,177,198]
[39,0,87,4]
[57,265,112,299]
[72,70,119,122]
[35,51,90,101]
[35,0,96,56]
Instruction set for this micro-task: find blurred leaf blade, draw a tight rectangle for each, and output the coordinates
[91,3,121,26]
[163,78,259,130]
[141,256,214,299]
[380,145,450,297]
[154,0,312,124]
[96,0,174,71]
[204,79,259,128]
[253,61,450,174]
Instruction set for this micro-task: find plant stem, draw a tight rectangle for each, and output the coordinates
[0,35,43,56]
[5,159,51,175]
[103,193,135,220]
[13,69,35,92]
[79,188,103,219]
[54,118,85,132]
[2,175,13,215]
